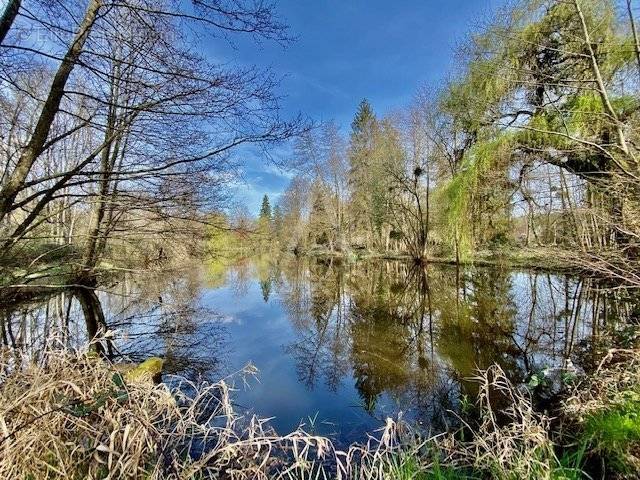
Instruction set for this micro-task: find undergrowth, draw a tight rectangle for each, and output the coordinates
[1,346,639,479]
[564,348,640,477]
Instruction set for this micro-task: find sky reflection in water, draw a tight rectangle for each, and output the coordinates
[1,258,622,444]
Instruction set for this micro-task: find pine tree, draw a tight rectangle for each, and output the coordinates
[351,99,376,144]
[348,100,399,250]
[272,204,283,239]
[308,183,331,246]
[348,100,378,247]
[259,194,272,222]
[257,194,273,247]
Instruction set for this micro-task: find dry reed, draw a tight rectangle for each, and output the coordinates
[0,347,579,479]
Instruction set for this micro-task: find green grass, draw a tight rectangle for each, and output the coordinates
[384,453,479,480]
[581,397,640,474]
[550,443,588,480]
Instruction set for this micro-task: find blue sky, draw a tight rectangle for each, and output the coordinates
[209,0,506,215]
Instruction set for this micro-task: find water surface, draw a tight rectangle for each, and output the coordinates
[0,257,627,443]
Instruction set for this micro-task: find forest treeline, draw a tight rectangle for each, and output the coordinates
[3,0,640,288]
[0,0,299,288]
[215,0,640,285]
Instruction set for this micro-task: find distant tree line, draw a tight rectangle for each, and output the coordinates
[253,0,640,284]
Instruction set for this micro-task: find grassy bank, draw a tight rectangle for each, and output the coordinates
[2,345,639,479]
[299,246,580,273]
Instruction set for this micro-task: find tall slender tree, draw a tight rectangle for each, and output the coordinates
[259,195,272,222]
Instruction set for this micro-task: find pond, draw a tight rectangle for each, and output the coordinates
[0,257,630,445]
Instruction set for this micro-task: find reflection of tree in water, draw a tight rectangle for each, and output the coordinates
[278,258,310,330]
[260,279,272,302]
[1,290,76,356]
[282,258,351,390]
[436,267,522,399]
[282,260,445,418]
[255,255,275,303]
[0,266,228,381]
[224,258,253,298]
[1,258,630,433]
[277,258,624,429]
[75,288,113,357]
[509,273,590,373]
[348,262,414,412]
[347,264,462,425]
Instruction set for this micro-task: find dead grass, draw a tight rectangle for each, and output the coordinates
[453,366,558,479]
[564,348,640,418]
[0,346,336,479]
[0,347,585,480]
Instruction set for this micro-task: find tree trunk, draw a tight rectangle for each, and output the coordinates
[0,0,102,223]
[82,127,118,272]
[0,0,21,45]
[75,288,112,356]
[627,1,640,79]
[574,0,631,159]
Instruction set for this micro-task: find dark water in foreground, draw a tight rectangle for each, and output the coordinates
[0,257,631,444]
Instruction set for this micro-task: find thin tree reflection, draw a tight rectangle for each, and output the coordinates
[0,268,228,381]
[279,258,621,426]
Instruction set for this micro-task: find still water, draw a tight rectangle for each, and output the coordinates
[0,257,628,444]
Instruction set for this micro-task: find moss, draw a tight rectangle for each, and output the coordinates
[124,357,164,383]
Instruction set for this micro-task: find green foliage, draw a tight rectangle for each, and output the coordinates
[383,452,479,480]
[207,214,236,253]
[442,54,516,134]
[272,0,640,263]
[551,443,588,480]
[260,194,272,222]
[519,92,639,149]
[351,98,377,142]
[432,0,640,260]
[581,397,640,474]
[437,135,513,259]
[307,183,331,246]
[517,113,570,151]
[348,101,403,249]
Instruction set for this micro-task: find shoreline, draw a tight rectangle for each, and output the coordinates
[296,246,580,272]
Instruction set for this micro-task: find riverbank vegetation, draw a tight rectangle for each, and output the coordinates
[3,0,640,478]
[221,0,640,288]
[2,345,640,479]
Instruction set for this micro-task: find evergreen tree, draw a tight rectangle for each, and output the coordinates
[350,99,376,145]
[348,100,399,250]
[259,194,272,222]
[348,99,378,247]
[257,194,273,247]
[308,183,331,246]
[260,277,272,302]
